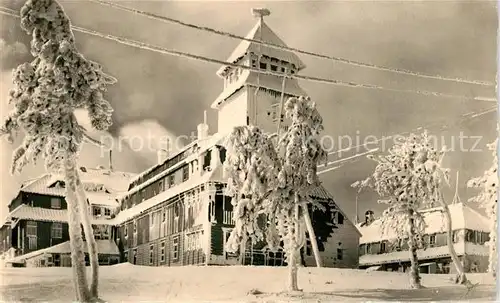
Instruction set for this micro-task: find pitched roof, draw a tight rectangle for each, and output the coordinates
[210,70,307,109]
[216,19,306,77]
[357,203,490,245]
[8,240,119,263]
[16,168,135,208]
[8,205,113,225]
[113,162,225,225]
[359,243,488,266]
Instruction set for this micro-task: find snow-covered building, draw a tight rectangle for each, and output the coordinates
[357,203,491,274]
[112,10,361,268]
[0,165,135,267]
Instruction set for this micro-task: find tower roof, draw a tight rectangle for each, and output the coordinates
[216,16,306,77]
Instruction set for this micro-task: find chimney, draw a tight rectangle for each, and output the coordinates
[108,150,113,171]
[197,110,209,140]
[364,210,374,225]
[157,148,168,165]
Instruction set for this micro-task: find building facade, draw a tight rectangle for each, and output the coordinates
[0,166,135,267]
[112,11,360,268]
[357,203,491,274]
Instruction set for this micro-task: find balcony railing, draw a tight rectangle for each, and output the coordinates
[223,211,235,225]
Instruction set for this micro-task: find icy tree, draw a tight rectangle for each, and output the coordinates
[1,0,114,300]
[468,138,498,277]
[224,126,280,258]
[352,131,467,288]
[225,96,327,292]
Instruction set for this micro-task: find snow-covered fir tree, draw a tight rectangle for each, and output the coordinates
[224,96,326,292]
[1,0,115,300]
[468,138,498,277]
[352,131,467,288]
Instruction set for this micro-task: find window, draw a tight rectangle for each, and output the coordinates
[172,236,179,261]
[219,147,226,163]
[338,213,344,225]
[429,235,436,246]
[281,67,286,73]
[28,237,37,250]
[124,226,128,237]
[337,248,343,260]
[149,244,154,265]
[160,241,166,262]
[168,175,175,187]
[270,64,278,72]
[26,221,37,236]
[380,241,386,254]
[246,116,250,125]
[51,223,63,239]
[203,150,212,171]
[133,220,137,233]
[290,69,295,74]
[50,197,61,209]
[159,180,164,193]
[162,210,166,223]
[251,59,257,67]
[141,190,146,202]
[192,160,198,173]
[259,62,267,70]
[104,208,111,217]
[182,166,189,182]
[366,243,372,254]
[93,207,101,216]
[150,213,155,227]
[306,239,312,256]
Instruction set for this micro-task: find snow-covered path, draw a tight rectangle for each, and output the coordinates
[0,264,496,302]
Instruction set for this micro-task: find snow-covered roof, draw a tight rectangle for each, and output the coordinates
[114,163,225,225]
[124,133,225,196]
[8,240,119,263]
[359,242,488,266]
[357,203,490,245]
[14,168,135,208]
[216,19,305,77]
[7,205,114,226]
[211,70,306,109]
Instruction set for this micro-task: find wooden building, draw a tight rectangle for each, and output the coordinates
[0,166,134,267]
[111,10,361,269]
[357,203,491,273]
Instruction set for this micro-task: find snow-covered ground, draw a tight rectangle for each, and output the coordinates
[0,264,497,302]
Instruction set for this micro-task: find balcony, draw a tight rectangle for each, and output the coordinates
[223,211,235,225]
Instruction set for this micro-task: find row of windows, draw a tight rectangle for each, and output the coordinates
[123,147,227,211]
[360,229,491,256]
[93,206,111,217]
[149,236,180,265]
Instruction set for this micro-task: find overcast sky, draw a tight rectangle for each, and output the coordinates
[0,0,497,222]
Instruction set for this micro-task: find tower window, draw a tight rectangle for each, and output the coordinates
[259,62,267,70]
[270,65,278,72]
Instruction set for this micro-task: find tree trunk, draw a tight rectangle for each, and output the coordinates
[439,193,468,284]
[488,202,497,277]
[76,174,99,298]
[287,197,300,292]
[302,205,322,267]
[64,156,91,302]
[239,234,247,265]
[407,210,422,289]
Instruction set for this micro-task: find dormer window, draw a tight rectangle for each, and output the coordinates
[93,207,101,217]
[104,208,111,217]
[259,62,267,70]
[51,198,61,209]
